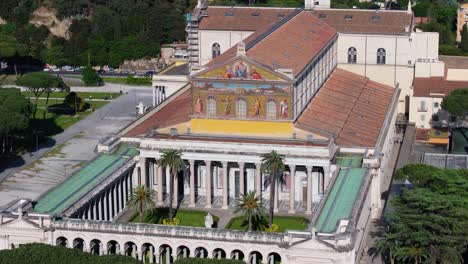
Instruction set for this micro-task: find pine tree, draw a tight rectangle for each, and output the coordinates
[461,24,468,53]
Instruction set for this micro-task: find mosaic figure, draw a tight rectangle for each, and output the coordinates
[235,61,248,78]
[254,97,261,116]
[195,95,203,114]
[280,99,288,118]
[222,97,231,115]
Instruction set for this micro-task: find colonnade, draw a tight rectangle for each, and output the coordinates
[73,171,133,221]
[56,236,282,264]
[153,86,167,107]
[138,157,328,214]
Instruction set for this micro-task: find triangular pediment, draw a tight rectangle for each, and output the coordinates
[2,217,41,230]
[191,56,291,83]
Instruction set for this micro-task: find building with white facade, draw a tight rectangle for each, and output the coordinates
[0,2,405,264]
[186,0,442,117]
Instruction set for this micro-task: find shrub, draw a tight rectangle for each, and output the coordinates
[0,243,139,264]
[163,217,181,226]
[63,92,88,112]
[439,44,462,56]
[265,224,279,232]
[126,75,152,85]
[174,258,245,264]
[82,66,103,86]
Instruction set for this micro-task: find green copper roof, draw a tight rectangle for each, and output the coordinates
[34,144,138,215]
[315,167,367,233]
[336,155,363,168]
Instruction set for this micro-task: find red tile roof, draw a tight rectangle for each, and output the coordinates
[125,88,193,137]
[198,7,296,31]
[206,11,337,77]
[197,7,413,35]
[308,9,413,35]
[295,68,396,147]
[413,77,468,97]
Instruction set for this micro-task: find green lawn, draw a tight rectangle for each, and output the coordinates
[33,101,109,131]
[226,215,309,232]
[23,91,121,100]
[132,208,219,227]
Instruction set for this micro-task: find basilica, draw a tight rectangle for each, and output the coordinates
[0,1,427,264]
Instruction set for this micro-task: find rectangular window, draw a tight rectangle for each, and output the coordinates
[434,102,439,108]
[420,114,425,121]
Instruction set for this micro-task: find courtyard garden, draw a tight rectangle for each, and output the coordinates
[131,208,220,228]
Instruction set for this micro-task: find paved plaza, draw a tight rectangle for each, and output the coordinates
[0,86,153,208]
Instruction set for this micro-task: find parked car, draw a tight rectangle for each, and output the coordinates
[144,70,156,77]
[97,69,106,74]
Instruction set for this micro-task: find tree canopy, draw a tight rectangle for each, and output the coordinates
[16,72,68,118]
[441,88,468,117]
[374,164,468,264]
[0,243,139,264]
[0,88,32,157]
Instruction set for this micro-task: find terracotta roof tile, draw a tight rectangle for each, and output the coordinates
[198,7,296,31]
[413,77,468,97]
[206,11,337,78]
[295,68,396,147]
[309,9,413,35]
[125,89,193,137]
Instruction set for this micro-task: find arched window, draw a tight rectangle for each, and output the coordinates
[212,43,221,58]
[377,48,386,64]
[207,96,217,117]
[236,98,247,118]
[347,47,357,64]
[266,100,277,120]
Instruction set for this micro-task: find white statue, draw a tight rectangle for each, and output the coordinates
[204,213,214,228]
[136,102,146,115]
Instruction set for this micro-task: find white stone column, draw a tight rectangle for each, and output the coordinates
[149,246,154,264]
[255,163,262,198]
[312,171,319,203]
[165,248,171,264]
[113,185,118,218]
[239,162,245,196]
[87,205,92,219]
[140,158,147,187]
[323,166,330,192]
[124,176,129,206]
[152,86,156,107]
[117,180,124,212]
[157,165,164,206]
[189,160,196,207]
[205,160,212,208]
[165,167,171,195]
[306,166,313,214]
[288,165,296,213]
[103,192,108,221]
[222,161,228,209]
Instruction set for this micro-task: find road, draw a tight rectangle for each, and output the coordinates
[0,86,153,208]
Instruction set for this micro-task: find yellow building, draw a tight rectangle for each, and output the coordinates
[457,3,468,42]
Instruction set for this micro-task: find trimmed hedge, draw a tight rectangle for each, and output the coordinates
[0,243,139,264]
[174,258,245,264]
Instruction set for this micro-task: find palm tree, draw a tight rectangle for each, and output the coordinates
[234,191,265,232]
[128,185,156,223]
[158,149,185,222]
[371,232,401,264]
[260,150,286,227]
[400,246,427,264]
